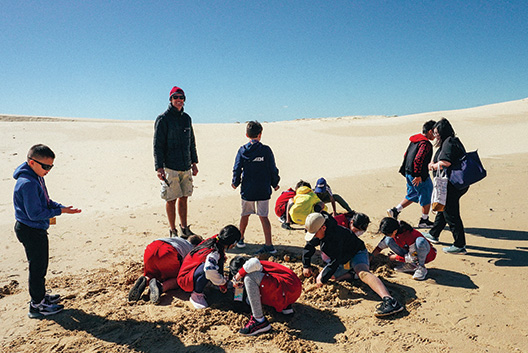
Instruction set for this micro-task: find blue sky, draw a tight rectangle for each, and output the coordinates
[1,1,527,123]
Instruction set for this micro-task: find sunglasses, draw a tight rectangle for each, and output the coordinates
[29,158,54,171]
[171,95,185,100]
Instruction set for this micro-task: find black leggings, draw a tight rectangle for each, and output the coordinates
[15,222,49,304]
[430,183,469,248]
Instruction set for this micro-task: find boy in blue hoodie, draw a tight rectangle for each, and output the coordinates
[13,144,81,318]
[232,121,280,254]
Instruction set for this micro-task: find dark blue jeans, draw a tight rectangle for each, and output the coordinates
[15,221,49,304]
[193,263,208,293]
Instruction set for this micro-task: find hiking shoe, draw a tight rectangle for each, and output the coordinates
[282,304,294,315]
[375,296,404,317]
[170,229,178,237]
[254,245,277,255]
[190,292,208,309]
[417,218,434,228]
[128,276,147,301]
[45,292,61,304]
[281,222,293,230]
[387,207,400,219]
[180,225,196,239]
[28,299,64,319]
[149,278,163,304]
[413,265,428,280]
[239,315,271,336]
[423,232,440,244]
[443,245,467,255]
[394,262,418,273]
[236,239,246,248]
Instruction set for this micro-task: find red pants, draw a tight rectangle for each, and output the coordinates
[143,241,182,281]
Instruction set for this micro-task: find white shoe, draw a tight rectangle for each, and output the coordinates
[394,262,418,273]
[413,265,428,281]
[190,292,208,309]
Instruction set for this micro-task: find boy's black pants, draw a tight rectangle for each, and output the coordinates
[14,221,49,304]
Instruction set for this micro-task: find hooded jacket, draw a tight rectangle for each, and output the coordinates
[232,140,280,201]
[399,133,433,180]
[289,186,325,225]
[13,162,63,230]
[153,104,198,171]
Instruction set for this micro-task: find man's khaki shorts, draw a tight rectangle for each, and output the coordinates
[160,168,193,201]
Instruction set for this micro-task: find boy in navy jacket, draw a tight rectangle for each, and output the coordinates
[232,121,280,254]
[13,144,81,318]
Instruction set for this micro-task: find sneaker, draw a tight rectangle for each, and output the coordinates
[45,292,61,304]
[423,232,440,244]
[374,296,404,317]
[236,239,246,248]
[180,225,196,239]
[239,315,271,336]
[282,304,294,315]
[28,299,64,318]
[190,292,208,309]
[443,245,467,255]
[387,207,400,219]
[413,265,428,280]
[254,245,277,255]
[417,218,434,228]
[394,262,418,273]
[281,222,293,230]
[128,276,147,301]
[170,229,178,237]
[278,215,286,224]
[149,278,163,304]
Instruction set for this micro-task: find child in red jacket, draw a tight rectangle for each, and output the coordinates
[229,256,302,336]
[177,225,241,309]
[372,217,436,280]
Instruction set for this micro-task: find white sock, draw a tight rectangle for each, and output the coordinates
[421,214,429,220]
[396,205,403,212]
[255,316,265,323]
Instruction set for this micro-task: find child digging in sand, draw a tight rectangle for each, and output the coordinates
[372,217,437,281]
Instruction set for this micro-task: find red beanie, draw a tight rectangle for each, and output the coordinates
[170,86,185,97]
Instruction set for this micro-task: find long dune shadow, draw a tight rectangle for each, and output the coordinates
[466,227,528,241]
[46,308,225,353]
[426,268,479,289]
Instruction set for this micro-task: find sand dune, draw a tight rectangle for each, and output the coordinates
[1,98,527,352]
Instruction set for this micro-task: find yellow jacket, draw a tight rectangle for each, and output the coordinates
[289,186,326,225]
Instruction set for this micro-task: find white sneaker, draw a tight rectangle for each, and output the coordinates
[190,292,208,309]
[413,265,428,281]
[394,262,418,273]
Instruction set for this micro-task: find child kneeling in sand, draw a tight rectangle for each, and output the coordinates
[128,234,203,304]
[229,256,302,336]
[372,217,436,281]
[177,225,241,309]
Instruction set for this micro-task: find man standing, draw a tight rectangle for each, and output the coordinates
[387,120,436,228]
[154,86,198,238]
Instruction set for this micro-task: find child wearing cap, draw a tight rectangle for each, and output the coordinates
[232,121,280,255]
[229,256,302,336]
[282,185,326,230]
[313,177,353,216]
[302,212,404,317]
[177,225,241,309]
[372,217,436,281]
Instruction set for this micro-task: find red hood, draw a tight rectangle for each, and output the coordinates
[409,133,429,143]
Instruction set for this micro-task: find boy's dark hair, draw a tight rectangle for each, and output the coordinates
[188,235,204,246]
[422,120,436,134]
[246,121,263,139]
[352,213,370,231]
[295,180,311,190]
[190,225,241,256]
[228,255,249,279]
[378,217,413,235]
[27,144,55,160]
